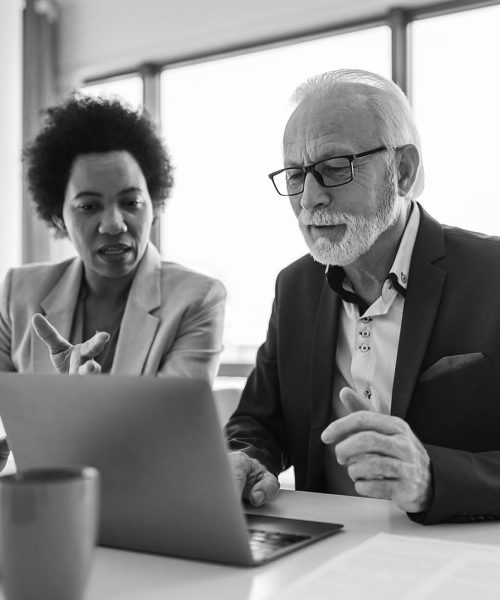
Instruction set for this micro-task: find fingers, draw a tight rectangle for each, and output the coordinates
[320,386,432,511]
[346,453,402,481]
[32,313,108,375]
[227,451,248,494]
[32,313,71,354]
[69,332,110,374]
[78,331,110,360]
[320,407,432,511]
[349,458,431,513]
[321,410,408,445]
[335,430,408,465]
[339,386,371,412]
[228,451,280,507]
[77,360,102,375]
[248,470,280,507]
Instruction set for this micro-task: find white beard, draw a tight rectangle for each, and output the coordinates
[299,167,400,266]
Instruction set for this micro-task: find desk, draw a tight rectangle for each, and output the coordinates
[2,490,499,600]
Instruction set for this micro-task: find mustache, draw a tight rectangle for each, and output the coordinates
[299,208,354,226]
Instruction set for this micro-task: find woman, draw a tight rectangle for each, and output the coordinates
[0,95,226,380]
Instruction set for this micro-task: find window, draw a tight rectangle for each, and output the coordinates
[80,75,143,110]
[411,5,500,235]
[161,27,391,366]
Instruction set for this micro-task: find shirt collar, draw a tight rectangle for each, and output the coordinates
[326,201,420,312]
[387,200,420,293]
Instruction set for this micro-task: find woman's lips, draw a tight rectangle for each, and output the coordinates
[97,244,132,258]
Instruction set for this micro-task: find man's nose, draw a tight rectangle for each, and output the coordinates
[98,207,128,235]
[299,171,331,211]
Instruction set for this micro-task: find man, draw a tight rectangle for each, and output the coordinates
[225,69,500,524]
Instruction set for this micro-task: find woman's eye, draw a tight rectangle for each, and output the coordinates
[124,197,142,208]
[77,202,97,212]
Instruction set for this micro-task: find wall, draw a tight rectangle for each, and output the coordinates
[0,0,22,278]
[57,0,439,89]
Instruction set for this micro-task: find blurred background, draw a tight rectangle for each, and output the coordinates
[1,0,499,387]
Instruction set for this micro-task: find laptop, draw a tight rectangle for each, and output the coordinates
[0,374,342,566]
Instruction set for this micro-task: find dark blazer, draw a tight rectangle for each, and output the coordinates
[226,204,500,524]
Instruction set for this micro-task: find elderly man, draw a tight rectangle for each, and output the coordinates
[226,69,500,524]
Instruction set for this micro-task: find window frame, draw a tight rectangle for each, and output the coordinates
[76,0,500,377]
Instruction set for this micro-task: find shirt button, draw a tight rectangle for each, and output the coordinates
[401,273,408,284]
[359,343,370,352]
[364,387,372,398]
[360,330,370,338]
[361,317,372,323]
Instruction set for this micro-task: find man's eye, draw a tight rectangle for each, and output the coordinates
[323,165,350,176]
[287,170,303,183]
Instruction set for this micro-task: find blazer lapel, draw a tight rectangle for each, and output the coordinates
[391,205,447,418]
[111,243,161,375]
[306,279,341,490]
[34,258,83,373]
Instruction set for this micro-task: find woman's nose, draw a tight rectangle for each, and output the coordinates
[98,208,128,235]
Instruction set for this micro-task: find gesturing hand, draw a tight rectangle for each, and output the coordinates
[321,387,432,513]
[32,313,110,375]
[228,451,280,507]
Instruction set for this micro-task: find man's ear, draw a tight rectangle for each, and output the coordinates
[396,144,420,197]
[52,216,66,233]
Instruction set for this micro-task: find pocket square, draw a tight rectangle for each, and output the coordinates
[419,353,485,384]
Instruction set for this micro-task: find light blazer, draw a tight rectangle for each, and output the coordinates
[226,204,500,524]
[0,243,226,383]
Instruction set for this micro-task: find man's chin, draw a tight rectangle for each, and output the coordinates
[307,238,363,267]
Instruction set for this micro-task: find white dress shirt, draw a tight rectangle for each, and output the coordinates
[324,203,421,494]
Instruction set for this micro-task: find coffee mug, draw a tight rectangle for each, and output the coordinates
[0,466,100,600]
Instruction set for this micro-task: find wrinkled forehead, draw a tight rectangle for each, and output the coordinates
[283,89,380,164]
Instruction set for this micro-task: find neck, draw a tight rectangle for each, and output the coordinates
[83,271,135,304]
[344,201,411,306]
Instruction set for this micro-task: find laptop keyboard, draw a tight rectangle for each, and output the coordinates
[248,528,310,561]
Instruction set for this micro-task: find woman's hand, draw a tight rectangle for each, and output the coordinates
[31,313,110,374]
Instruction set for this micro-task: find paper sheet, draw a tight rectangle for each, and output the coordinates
[274,533,500,600]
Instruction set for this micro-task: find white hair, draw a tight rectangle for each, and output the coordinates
[291,69,424,200]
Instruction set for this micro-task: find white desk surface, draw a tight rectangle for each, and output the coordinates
[2,489,498,600]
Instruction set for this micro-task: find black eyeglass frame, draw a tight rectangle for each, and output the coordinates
[268,145,388,196]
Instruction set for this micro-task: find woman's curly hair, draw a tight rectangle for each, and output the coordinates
[23,94,174,229]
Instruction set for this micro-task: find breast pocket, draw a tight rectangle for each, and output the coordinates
[407,356,500,452]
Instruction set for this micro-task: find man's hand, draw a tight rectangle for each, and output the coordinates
[321,387,432,513]
[228,451,280,507]
[32,313,110,375]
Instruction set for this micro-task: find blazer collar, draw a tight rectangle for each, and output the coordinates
[34,257,83,373]
[39,257,83,336]
[391,203,447,418]
[307,203,448,424]
[111,242,162,375]
[35,244,162,375]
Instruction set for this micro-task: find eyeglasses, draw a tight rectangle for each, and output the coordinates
[268,146,387,197]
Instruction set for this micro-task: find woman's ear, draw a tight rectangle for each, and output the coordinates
[52,216,66,233]
[152,206,160,225]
